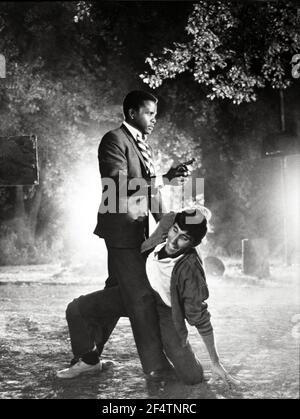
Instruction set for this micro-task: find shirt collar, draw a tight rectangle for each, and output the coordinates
[153,242,165,257]
[123,121,144,141]
[153,242,184,262]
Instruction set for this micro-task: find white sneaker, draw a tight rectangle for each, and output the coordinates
[57,360,102,379]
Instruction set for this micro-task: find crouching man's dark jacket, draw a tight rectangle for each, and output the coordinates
[141,212,213,347]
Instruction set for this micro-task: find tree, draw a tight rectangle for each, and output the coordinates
[142,1,299,104]
[0,1,193,263]
[0,1,298,262]
[141,1,300,257]
[0,1,127,263]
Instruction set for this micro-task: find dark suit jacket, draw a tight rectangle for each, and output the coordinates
[94,124,163,248]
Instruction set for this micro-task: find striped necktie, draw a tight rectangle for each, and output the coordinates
[135,133,155,176]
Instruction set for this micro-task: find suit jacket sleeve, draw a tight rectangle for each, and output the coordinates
[99,132,148,200]
[140,212,176,252]
[98,132,128,179]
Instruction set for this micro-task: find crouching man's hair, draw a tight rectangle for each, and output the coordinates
[174,209,208,247]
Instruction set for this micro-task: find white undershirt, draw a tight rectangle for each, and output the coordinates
[146,242,184,307]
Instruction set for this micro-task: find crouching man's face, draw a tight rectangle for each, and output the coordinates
[165,223,194,256]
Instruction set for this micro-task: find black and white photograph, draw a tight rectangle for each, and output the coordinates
[0,0,299,400]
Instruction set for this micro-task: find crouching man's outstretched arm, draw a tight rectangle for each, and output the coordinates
[200,331,240,388]
[180,266,240,388]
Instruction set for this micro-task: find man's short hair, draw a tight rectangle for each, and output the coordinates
[174,209,208,247]
[123,90,158,119]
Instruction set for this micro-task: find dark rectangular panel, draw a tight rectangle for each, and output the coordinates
[0,135,39,186]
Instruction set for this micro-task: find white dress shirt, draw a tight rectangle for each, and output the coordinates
[123,121,143,142]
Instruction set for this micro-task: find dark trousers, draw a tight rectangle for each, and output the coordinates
[66,288,203,384]
[154,293,203,385]
[66,246,170,374]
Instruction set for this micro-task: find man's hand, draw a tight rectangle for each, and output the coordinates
[164,164,191,182]
[208,362,241,389]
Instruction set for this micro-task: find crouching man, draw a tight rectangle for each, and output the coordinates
[57,208,238,387]
[140,208,238,386]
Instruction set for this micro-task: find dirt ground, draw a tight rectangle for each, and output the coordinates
[0,261,299,399]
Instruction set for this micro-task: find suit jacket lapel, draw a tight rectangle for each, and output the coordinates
[120,124,149,174]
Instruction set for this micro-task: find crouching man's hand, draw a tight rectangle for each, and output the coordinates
[209,362,240,389]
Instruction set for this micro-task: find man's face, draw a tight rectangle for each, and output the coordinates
[129,100,157,136]
[165,223,193,257]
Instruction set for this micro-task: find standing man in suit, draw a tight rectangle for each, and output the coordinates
[60,91,189,378]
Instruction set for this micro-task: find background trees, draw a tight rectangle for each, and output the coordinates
[0,1,299,265]
[142,0,300,259]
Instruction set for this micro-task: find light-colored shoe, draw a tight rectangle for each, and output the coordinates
[57,360,102,379]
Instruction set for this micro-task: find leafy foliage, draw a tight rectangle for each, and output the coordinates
[0,1,299,264]
[142,1,300,103]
